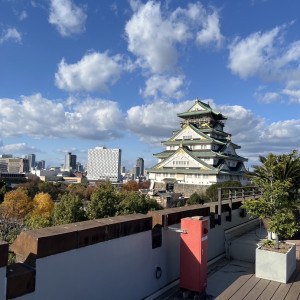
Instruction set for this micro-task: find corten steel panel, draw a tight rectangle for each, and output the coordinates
[180,217,208,295]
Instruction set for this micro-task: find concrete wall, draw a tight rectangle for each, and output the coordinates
[2,201,254,300]
[0,268,5,300]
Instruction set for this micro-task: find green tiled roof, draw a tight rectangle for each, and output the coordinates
[177,100,227,120]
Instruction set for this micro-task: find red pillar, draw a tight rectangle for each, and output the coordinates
[180,217,208,296]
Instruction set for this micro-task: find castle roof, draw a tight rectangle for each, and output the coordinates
[177,98,227,120]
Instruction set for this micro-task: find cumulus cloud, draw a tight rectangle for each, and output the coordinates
[0,93,123,141]
[142,75,185,100]
[281,89,300,103]
[0,28,22,44]
[228,25,300,102]
[125,1,223,74]
[55,52,125,92]
[49,0,87,37]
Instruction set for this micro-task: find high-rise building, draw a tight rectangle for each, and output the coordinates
[133,166,140,179]
[27,154,36,168]
[65,152,77,170]
[147,98,248,194]
[121,166,126,174]
[136,158,144,177]
[87,147,121,182]
[36,160,45,170]
[76,162,83,172]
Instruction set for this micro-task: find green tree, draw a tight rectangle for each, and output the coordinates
[117,192,162,215]
[86,181,119,219]
[0,180,10,203]
[25,215,52,230]
[205,180,242,202]
[243,151,300,248]
[52,194,86,225]
[186,192,205,205]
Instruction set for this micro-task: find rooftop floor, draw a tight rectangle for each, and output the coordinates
[154,231,300,300]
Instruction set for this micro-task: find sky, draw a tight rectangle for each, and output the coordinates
[0,0,300,170]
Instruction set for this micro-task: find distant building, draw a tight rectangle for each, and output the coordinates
[0,154,13,158]
[1,158,30,173]
[76,162,83,172]
[65,152,77,171]
[121,166,126,174]
[133,166,140,179]
[136,158,144,176]
[87,147,121,182]
[26,154,36,168]
[36,160,45,170]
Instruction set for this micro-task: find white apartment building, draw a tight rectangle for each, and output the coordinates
[87,147,121,182]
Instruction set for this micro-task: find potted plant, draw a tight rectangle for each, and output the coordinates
[243,151,300,283]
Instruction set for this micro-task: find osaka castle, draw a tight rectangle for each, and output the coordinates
[148,98,248,194]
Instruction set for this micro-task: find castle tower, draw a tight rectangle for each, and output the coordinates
[147,98,248,194]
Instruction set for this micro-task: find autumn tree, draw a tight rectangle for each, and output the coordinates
[31,192,54,217]
[0,180,10,203]
[0,189,33,219]
[67,183,87,200]
[52,194,86,226]
[121,180,138,192]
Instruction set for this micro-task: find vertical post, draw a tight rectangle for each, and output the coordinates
[228,189,232,222]
[218,188,222,225]
[242,188,245,202]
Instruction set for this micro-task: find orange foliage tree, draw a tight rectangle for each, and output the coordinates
[31,192,54,217]
[0,189,33,219]
[121,180,138,192]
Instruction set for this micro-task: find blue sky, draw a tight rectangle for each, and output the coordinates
[0,0,300,170]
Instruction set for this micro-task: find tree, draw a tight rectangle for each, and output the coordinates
[25,215,52,230]
[243,151,300,248]
[121,180,139,192]
[0,189,33,219]
[117,192,162,215]
[86,181,119,219]
[205,180,242,202]
[186,192,205,205]
[52,194,86,225]
[0,180,10,203]
[67,183,87,200]
[31,192,54,217]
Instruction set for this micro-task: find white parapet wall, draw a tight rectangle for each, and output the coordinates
[5,201,257,299]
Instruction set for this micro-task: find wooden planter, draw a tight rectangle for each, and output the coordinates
[255,243,296,283]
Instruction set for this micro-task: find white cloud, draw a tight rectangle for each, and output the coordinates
[228,25,300,103]
[254,91,281,103]
[196,10,224,48]
[0,28,22,44]
[282,89,300,103]
[55,52,124,92]
[19,11,28,21]
[49,0,87,37]
[125,1,223,74]
[228,27,280,79]
[0,94,123,141]
[0,143,39,155]
[142,75,185,100]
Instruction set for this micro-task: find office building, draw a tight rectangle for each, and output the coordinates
[136,158,144,176]
[27,154,36,169]
[87,147,121,182]
[65,152,77,171]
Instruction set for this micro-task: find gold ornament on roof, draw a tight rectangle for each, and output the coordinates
[228,135,231,141]
[180,141,183,148]
[186,119,190,125]
[195,97,199,103]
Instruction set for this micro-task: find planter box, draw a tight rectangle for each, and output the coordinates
[255,243,296,283]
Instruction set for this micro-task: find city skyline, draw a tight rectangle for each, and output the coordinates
[0,0,300,169]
